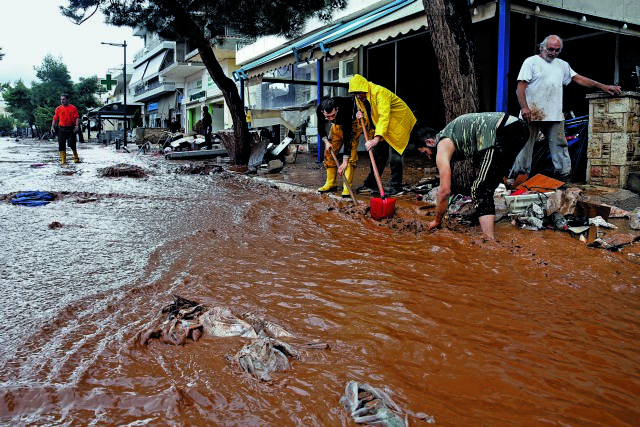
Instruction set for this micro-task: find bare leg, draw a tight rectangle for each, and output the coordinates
[479,215,495,240]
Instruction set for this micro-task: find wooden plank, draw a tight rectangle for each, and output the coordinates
[516,173,565,192]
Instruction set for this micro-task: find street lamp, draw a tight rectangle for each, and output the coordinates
[102,41,128,147]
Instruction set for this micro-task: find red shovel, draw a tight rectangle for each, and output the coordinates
[360,118,396,220]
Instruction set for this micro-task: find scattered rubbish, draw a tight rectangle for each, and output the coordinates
[136,295,294,346]
[551,212,569,230]
[30,163,46,168]
[266,159,284,174]
[588,234,640,251]
[504,191,555,214]
[448,194,474,215]
[631,208,640,230]
[516,173,564,192]
[568,225,590,236]
[340,381,408,426]
[494,183,508,197]
[99,164,146,178]
[171,163,222,175]
[268,136,293,157]
[233,337,300,382]
[575,200,611,221]
[589,216,618,229]
[10,191,57,207]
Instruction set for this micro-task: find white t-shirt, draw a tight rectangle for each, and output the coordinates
[517,55,577,122]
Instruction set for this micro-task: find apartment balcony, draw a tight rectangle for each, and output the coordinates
[132,81,177,103]
[133,41,175,66]
[161,60,205,81]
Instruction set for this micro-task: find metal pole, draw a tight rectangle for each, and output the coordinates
[123,41,128,146]
[316,59,324,163]
[496,0,511,112]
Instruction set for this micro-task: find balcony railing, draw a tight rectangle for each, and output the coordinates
[132,81,177,102]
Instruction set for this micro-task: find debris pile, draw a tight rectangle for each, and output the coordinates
[137,295,328,383]
[99,164,146,178]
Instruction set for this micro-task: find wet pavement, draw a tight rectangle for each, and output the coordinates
[1,138,640,425]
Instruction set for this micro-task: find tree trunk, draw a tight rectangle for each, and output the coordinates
[422,0,481,195]
[196,42,252,165]
[159,0,252,165]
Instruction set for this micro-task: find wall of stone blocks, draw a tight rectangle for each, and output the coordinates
[587,93,640,188]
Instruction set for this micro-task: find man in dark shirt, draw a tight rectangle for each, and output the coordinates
[202,106,213,149]
[316,96,369,197]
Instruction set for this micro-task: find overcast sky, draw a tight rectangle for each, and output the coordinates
[0,0,144,86]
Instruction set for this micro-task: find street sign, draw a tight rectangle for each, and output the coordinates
[101,73,117,90]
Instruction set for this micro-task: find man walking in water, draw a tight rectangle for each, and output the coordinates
[51,93,81,164]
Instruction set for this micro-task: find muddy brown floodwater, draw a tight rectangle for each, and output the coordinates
[1,138,639,426]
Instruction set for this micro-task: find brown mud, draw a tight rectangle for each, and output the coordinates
[1,139,639,425]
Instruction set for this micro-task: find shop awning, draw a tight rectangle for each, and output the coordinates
[85,102,142,120]
[234,0,423,80]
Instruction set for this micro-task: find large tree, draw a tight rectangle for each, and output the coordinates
[60,0,347,165]
[3,57,104,136]
[422,0,481,194]
[2,81,33,130]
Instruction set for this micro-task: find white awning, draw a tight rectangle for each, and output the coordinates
[143,51,167,80]
[129,61,148,87]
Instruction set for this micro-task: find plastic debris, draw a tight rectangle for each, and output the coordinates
[551,212,569,230]
[630,208,640,230]
[589,216,618,229]
[10,191,57,207]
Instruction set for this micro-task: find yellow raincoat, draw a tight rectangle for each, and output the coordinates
[348,74,416,155]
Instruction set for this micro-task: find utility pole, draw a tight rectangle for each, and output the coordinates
[102,41,128,146]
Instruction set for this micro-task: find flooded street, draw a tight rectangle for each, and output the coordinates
[1,138,640,425]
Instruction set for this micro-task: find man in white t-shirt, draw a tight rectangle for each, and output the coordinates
[511,34,621,180]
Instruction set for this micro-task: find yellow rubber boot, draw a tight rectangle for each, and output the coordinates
[342,164,355,197]
[72,149,80,163]
[318,167,337,193]
[60,151,67,164]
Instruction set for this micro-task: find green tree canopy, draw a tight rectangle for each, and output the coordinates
[2,56,104,135]
[0,115,14,133]
[60,0,348,164]
[2,80,34,126]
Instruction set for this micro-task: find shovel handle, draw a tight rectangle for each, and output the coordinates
[360,117,385,199]
[329,146,358,205]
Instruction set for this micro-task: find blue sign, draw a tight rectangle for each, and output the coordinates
[147,102,158,112]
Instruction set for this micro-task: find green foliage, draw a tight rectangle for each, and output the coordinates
[2,80,34,125]
[2,56,103,127]
[131,108,143,128]
[34,106,56,130]
[61,0,348,42]
[0,115,14,132]
[74,76,105,115]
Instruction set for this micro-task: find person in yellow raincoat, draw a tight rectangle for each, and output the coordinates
[348,74,416,195]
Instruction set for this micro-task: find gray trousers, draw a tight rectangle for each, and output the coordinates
[511,121,570,177]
